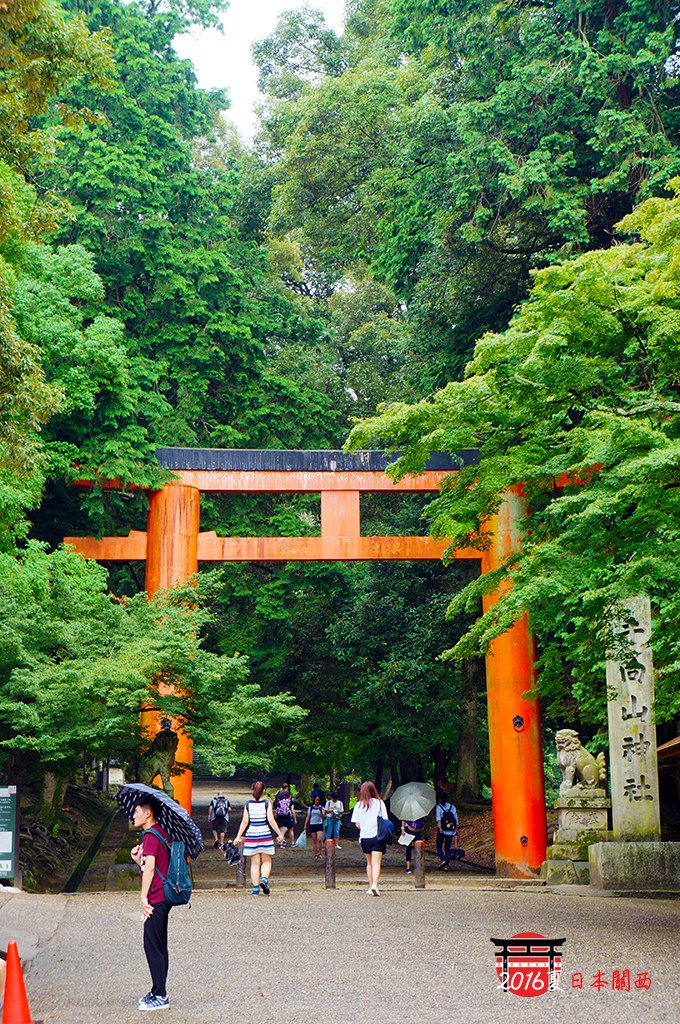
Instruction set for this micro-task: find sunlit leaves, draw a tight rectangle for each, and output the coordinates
[349,187,680,724]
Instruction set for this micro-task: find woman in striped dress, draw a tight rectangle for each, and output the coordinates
[234,781,285,895]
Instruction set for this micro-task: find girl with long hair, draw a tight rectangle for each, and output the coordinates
[350,781,389,896]
[234,781,285,895]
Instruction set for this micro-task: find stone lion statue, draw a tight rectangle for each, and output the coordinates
[555,729,607,794]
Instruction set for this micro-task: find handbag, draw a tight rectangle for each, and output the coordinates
[376,805,393,844]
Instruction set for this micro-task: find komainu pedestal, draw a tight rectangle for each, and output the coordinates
[543,793,613,885]
[542,730,612,885]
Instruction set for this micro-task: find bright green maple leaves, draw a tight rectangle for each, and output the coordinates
[0,543,303,779]
[349,186,680,724]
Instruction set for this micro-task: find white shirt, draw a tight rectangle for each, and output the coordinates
[351,798,388,839]
[325,799,344,819]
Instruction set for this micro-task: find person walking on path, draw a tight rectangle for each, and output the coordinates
[274,784,296,847]
[208,792,230,850]
[323,791,344,845]
[130,794,173,1012]
[234,781,285,895]
[400,817,424,874]
[310,781,325,805]
[435,791,458,871]
[351,781,388,896]
[303,795,325,860]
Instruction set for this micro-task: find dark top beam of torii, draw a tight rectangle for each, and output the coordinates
[65,447,482,564]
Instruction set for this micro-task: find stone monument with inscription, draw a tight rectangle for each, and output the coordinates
[589,597,679,891]
[605,596,660,840]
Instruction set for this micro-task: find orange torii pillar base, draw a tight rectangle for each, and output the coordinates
[143,483,200,814]
[483,489,547,877]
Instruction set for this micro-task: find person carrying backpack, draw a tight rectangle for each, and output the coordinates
[435,790,459,871]
[130,794,174,1012]
[274,784,296,847]
[208,792,230,850]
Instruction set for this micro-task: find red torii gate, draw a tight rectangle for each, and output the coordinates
[66,448,546,877]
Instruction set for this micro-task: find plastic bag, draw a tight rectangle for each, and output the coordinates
[292,831,307,849]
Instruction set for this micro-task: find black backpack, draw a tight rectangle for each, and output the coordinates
[439,803,458,831]
[213,796,228,817]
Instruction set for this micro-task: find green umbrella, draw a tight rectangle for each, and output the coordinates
[390,782,436,821]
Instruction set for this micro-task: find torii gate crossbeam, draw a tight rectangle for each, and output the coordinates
[66,448,546,877]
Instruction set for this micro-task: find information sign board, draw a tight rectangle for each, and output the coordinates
[0,786,18,882]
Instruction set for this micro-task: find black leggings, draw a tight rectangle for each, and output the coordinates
[143,901,171,997]
[405,831,423,865]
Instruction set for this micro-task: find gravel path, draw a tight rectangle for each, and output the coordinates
[2,887,678,1023]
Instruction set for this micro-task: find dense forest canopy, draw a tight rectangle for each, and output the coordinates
[0,0,678,817]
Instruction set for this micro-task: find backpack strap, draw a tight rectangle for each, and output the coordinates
[143,827,171,883]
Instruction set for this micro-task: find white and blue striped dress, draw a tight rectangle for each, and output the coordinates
[243,799,275,856]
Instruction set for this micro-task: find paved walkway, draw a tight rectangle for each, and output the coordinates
[1,886,677,1023]
[176,777,490,888]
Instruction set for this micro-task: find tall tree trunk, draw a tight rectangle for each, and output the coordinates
[399,753,422,784]
[40,771,68,828]
[386,755,400,795]
[455,657,484,803]
[432,745,449,792]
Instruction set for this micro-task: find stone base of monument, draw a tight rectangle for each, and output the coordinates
[589,841,680,891]
[542,791,612,885]
[541,858,591,885]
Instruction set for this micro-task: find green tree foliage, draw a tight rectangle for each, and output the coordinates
[259,0,680,381]
[349,186,680,728]
[203,497,479,783]
[0,0,114,547]
[0,543,303,785]
[42,0,339,513]
[11,243,161,487]
[324,560,475,781]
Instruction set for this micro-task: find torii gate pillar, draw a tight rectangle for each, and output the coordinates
[66,450,547,873]
[144,483,200,813]
[483,489,546,876]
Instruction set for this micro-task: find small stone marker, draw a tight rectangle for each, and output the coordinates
[324,838,336,888]
[236,849,246,887]
[605,596,661,841]
[414,840,425,889]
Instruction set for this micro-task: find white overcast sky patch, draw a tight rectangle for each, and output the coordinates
[175,1,346,141]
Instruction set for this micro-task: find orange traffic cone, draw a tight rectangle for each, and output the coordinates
[2,941,34,1024]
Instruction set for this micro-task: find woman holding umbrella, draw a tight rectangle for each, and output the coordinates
[234,780,286,895]
[390,781,437,878]
[400,817,425,874]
